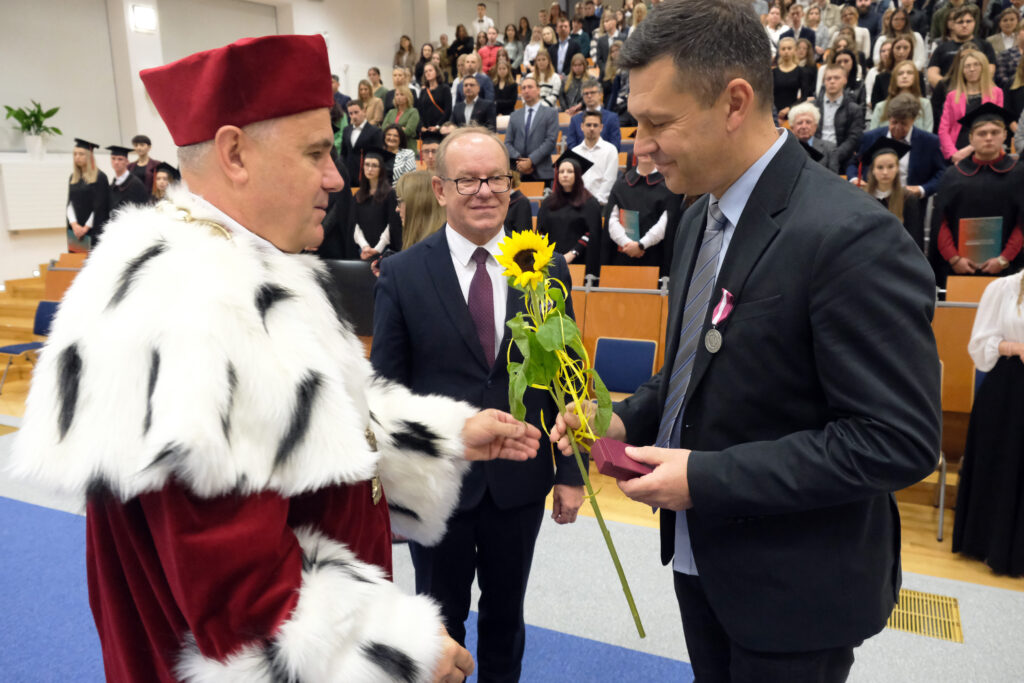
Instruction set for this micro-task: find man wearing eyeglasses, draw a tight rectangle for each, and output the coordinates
[927,5,998,88]
[371,126,584,682]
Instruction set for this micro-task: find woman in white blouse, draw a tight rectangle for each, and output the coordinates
[953,270,1024,576]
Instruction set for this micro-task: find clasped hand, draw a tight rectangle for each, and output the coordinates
[549,402,694,511]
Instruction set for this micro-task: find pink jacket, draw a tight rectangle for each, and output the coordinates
[938,87,1004,159]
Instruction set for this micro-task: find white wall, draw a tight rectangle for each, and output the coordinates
[160,0,278,63]
[0,0,121,154]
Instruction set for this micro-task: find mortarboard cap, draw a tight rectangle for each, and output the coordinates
[362,146,396,167]
[553,148,594,175]
[419,130,446,145]
[139,35,333,146]
[861,137,911,167]
[106,145,132,157]
[73,138,99,151]
[958,102,1015,131]
[154,161,181,181]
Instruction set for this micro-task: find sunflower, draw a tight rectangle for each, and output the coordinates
[496,230,555,290]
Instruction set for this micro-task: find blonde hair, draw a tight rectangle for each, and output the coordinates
[776,37,798,68]
[532,50,555,82]
[951,49,996,101]
[397,171,446,249]
[632,2,647,28]
[393,85,414,111]
[70,149,98,184]
[564,53,588,92]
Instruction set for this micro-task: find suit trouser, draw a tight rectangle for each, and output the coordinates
[673,572,857,683]
[409,490,545,683]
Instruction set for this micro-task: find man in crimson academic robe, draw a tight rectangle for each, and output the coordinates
[9,34,542,683]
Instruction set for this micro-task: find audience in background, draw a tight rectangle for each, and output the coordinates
[560,54,590,114]
[342,99,384,183]
[928,6,997,89]
[773,37,815,121]
[564,79,622,151]
[789,102,840,173]
[356,79,384,127]
[870,61,933,131]
[572,110,620,205]
[505,76,559,183]
[382,85,420,150]
[452,75,497,130]
[938,49,1003,162]
[352,149,401,262]
[394,170,445,250]
[66,138,109,252]
[128,134,160,192]
[599,152,676,277]
[383,124,417,184]
[860,138,925,251]
[492,61,519,116]
[417,62,452,133]
[530,50,563,108]
[815,63,865,171]
[394,35,415,71]
[537,153,602,265]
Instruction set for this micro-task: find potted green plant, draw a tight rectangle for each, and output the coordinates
[4,100,62,158]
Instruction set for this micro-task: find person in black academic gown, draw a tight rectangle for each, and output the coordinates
[149,161,180,204]
[349,148,402,261]
[317,153,353,259]
[66,138,109,253]
[105,145,149,244]
[503,170,535,235]
[536,150,602,267]
[598,152,681,277]
[930,103,1023,287]
[859,137,925,252]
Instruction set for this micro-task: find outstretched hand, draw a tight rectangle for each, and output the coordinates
[462,409,542,461]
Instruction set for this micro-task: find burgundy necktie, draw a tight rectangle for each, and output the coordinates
[468,247,495,365]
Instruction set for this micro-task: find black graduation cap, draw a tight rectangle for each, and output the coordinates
[73,138,99,151]
[799,140,825,163]
[155,161,181,182]
[419,130,446,145]
[553,148,594,175]
[958,102,1015,131]
[861,136,911,167]
[362,146,396,167]
[106,145,132,157]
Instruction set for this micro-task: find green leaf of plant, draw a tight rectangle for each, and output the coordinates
[535,312,582,352]
[524,335,559,387]
[589,369,613,437]
[43,107,59,118]
[507,361,527,421]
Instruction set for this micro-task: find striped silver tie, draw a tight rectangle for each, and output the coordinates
[655,200,728,448]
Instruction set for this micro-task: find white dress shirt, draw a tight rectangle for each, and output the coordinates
[446,224,508,360]
[573,137,619,205]
[349,122,365,149]
[968,270,1024,372]
[821,93,843,144]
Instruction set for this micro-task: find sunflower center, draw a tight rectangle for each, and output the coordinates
[513,249,537,272]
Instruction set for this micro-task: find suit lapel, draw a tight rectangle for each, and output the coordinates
[682,137,802,408]
[425,230,491,371]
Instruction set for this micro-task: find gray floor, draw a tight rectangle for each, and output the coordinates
[3,418,1024,681]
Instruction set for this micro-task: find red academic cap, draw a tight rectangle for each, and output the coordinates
[140,34,334,146]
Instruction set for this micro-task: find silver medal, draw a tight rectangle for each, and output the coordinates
[704,328,723,354]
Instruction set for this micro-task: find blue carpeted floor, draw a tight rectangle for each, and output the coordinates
[0,496,691,682]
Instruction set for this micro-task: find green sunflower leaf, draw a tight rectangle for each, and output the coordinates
[588,369,613,437]
[507,361,527,421]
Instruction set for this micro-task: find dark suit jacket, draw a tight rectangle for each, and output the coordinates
[615,134,940,652]
[547,38,583,75]
[504,105,560,180]
[452,98,497,130]
[564,108,622,151]
[371,228,584,511]
[340,123,383,183]
[779,26,816,43]
[814,94,865,171]
[846,126,948,197]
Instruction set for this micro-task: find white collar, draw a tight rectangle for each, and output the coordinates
[115,170,131,184]
[166,186,280,254]
[888,126,913,145]
[445,224,505,266]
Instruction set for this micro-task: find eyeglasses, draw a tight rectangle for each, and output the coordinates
[441,175,513,195]
[954,18,975,25]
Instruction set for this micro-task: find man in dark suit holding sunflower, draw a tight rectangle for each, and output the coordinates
[370,126,585,682]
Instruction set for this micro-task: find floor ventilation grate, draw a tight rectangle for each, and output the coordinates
[886,588,963,643]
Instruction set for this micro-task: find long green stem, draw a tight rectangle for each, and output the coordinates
[551,391,646,638]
